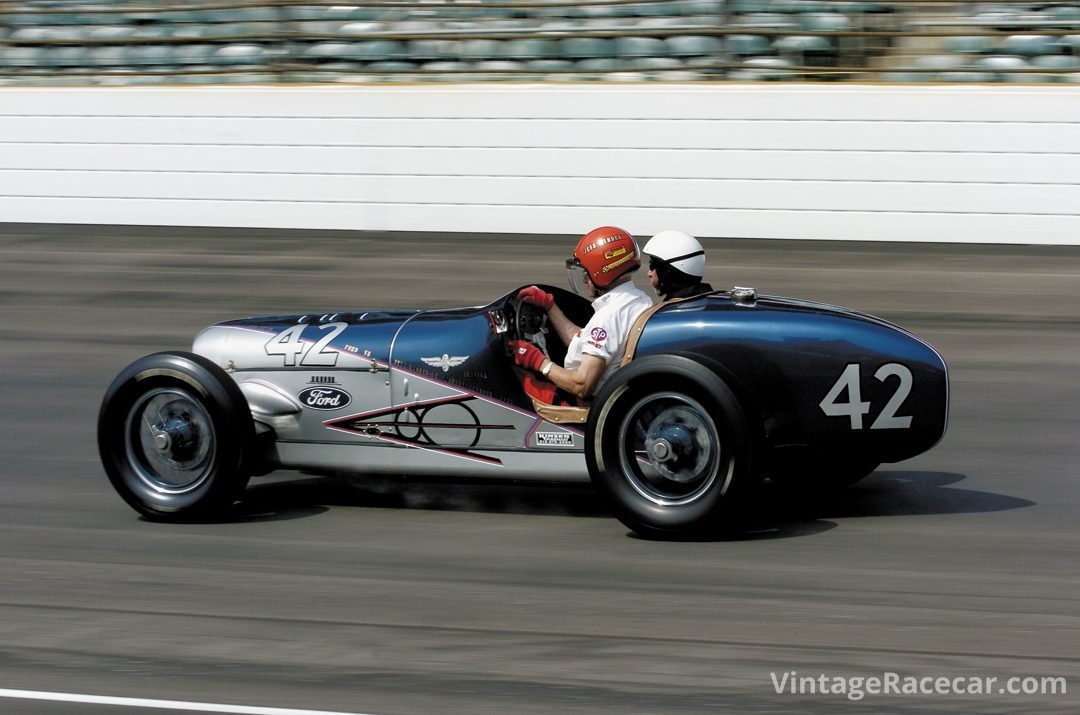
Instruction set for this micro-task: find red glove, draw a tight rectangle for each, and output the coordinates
[517,285,554,311]
[510,340,547,373]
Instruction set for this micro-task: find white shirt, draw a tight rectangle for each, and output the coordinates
[564,281,653,392]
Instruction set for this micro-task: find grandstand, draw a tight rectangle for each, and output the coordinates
[0,1,1077,83]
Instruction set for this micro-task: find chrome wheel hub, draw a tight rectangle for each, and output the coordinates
[618,392,722,506]
[125,388,215,494]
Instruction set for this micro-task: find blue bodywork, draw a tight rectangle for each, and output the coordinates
[635,293,948,464]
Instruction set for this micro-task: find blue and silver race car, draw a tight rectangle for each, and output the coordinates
[98,285,948,536]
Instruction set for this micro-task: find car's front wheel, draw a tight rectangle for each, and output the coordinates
[586,357,755,537]
[98,351,253,521]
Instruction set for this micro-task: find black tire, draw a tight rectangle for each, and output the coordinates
[586,356,756,537]
[97,351,253,521]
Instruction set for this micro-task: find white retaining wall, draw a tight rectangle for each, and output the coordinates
[1,84,1078,244]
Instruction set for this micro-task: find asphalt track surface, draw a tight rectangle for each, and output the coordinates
[1,224,1077,715]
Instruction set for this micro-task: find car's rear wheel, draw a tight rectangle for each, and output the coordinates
[587,357,755,537]
[98,351,252,521]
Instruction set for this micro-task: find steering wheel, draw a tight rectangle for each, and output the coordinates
[513,299,547,340]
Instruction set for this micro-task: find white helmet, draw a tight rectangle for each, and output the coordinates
[643,230,705,278]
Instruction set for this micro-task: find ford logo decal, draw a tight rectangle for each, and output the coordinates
[298,386,352,411]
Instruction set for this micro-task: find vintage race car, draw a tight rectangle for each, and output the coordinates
[98,285,948,536]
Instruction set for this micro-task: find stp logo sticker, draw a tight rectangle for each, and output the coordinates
[590,327,608,343]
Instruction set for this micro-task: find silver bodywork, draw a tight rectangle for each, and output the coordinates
[193,321,592,482]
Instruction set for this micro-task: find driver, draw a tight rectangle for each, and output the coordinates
[510,226,652,403]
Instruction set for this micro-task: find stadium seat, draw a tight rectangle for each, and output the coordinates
[304,42,366,62]
[1001,34,1058,57]
[172,44,217,66]
[366,61,417,71]
[728,0,770,13]
[48,45,87,69]
[338,22,388,36]
[503,38,561,60]
[525,58,575,71]
[878,70,929,83]
[937,70,996,83]
[629,3,674,18]
[561,37,615,59]
[633,56,684,70]
[132,25,175,41]
[5,13,44,27]
[575,57,622,72]
[775,1,834,12]
[420,60,473,73]
[85,45,128,68]
[212,44,268,67]
[634,16,690,31]
[214,23,263,40]
[127,44,175,67]
[459,38,502,61]
[357,40,407,62]
[735,13,799,31]
[727,34,772,56]
[665,35,722,57]
[407,39,458,62]
[475,60,525,70]
[2,0,1072,85]
[773,35,834,63]
[676,0,724,15]
[615,36,668,58]
[575,3,622,20]
[1060,35,1080,53]
[230,5,279,23]
[1043,5,1080,26]
[86,24,137,42]
[676,15,725,29]
[913,54,967,72]
[942,36,995,54]
[976,55,1032,82]
[9,26,74,43]
[1032,54,1080,76]
[800,13,853,33]
[731,57,797,81]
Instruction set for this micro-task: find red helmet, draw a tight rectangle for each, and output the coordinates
[566,226,641,295]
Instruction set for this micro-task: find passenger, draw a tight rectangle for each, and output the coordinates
[642,230,714,301]
[510,226,652,403]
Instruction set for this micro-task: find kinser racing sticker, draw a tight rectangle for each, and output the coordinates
[535,432,574,447]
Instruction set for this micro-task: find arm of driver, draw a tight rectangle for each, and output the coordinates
[547,353,607,399]
[546,303,581,346]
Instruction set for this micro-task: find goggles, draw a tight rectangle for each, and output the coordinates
[565,258,593,301]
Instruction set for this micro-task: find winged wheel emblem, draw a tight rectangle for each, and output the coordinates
[421,354,469,372]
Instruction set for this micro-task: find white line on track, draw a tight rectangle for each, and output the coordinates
[0,689,379,715]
